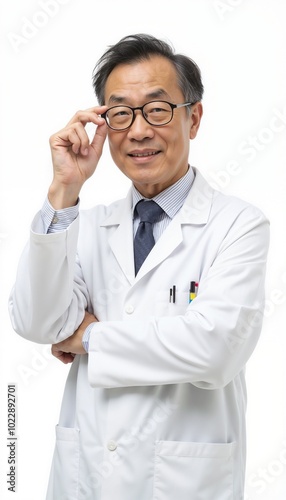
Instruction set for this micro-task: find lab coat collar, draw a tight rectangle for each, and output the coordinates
[100,168,214,283]
[178,167,214,225]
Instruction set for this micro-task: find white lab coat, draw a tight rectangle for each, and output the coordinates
[9,168,269,500]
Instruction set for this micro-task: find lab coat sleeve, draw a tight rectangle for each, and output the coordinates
[9,212,89,344]
[87,207,270,390]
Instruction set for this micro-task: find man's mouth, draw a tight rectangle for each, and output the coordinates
[128,151,160,158]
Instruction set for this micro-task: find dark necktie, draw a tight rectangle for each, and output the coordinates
[134,200,164,275]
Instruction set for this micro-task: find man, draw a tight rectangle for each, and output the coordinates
[9,34,269,499]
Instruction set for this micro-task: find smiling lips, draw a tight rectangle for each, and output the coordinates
[128,150,160,158]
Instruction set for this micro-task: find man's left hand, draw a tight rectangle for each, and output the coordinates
[51,311,98,364]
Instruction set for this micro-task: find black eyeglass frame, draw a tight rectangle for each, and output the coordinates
[101,100,195,131]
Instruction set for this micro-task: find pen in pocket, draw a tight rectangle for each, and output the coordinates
[189,281,198,303]
[169,285,176,303]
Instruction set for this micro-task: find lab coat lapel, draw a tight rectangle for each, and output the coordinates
[135,218,183,280]
[100,189,135,285]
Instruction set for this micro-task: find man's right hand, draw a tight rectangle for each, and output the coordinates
[48,106,108,209]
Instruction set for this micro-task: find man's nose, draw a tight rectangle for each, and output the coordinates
[127,111,154,140]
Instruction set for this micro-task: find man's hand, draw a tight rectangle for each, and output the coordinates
[51,311,98,364]
[48,106,108,209]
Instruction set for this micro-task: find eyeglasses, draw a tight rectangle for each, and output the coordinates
[101,100,195,131]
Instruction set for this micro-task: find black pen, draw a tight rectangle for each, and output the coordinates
[169,288,173,303]
[172,285,176,304]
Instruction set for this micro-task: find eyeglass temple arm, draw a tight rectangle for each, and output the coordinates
[175,102,196,109]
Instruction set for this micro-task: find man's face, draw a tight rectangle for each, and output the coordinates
[104,55,202,198]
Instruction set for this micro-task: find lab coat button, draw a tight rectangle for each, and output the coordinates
[125,304,134,314]
[107,440,117,451]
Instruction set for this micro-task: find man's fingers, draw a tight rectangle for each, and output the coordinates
[51,107,108,157]
[51,344,75,364]
[90,123,108,159]
[51,124,90,155]
[66,107,107,128]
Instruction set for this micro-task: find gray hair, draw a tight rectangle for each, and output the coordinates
[92,34,204,105]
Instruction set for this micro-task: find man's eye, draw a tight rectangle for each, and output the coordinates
[149,107,165,113]
[113,110,130,117]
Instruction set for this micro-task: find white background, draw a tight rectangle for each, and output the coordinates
[0,0,285,498]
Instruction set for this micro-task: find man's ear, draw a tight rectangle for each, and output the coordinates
[189,102,203,140]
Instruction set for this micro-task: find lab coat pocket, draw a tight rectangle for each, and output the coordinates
[153,440,236,500]
[52,425,80,500]
[155,291,189,316]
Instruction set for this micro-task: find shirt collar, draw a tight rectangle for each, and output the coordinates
[132,165,195,219]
